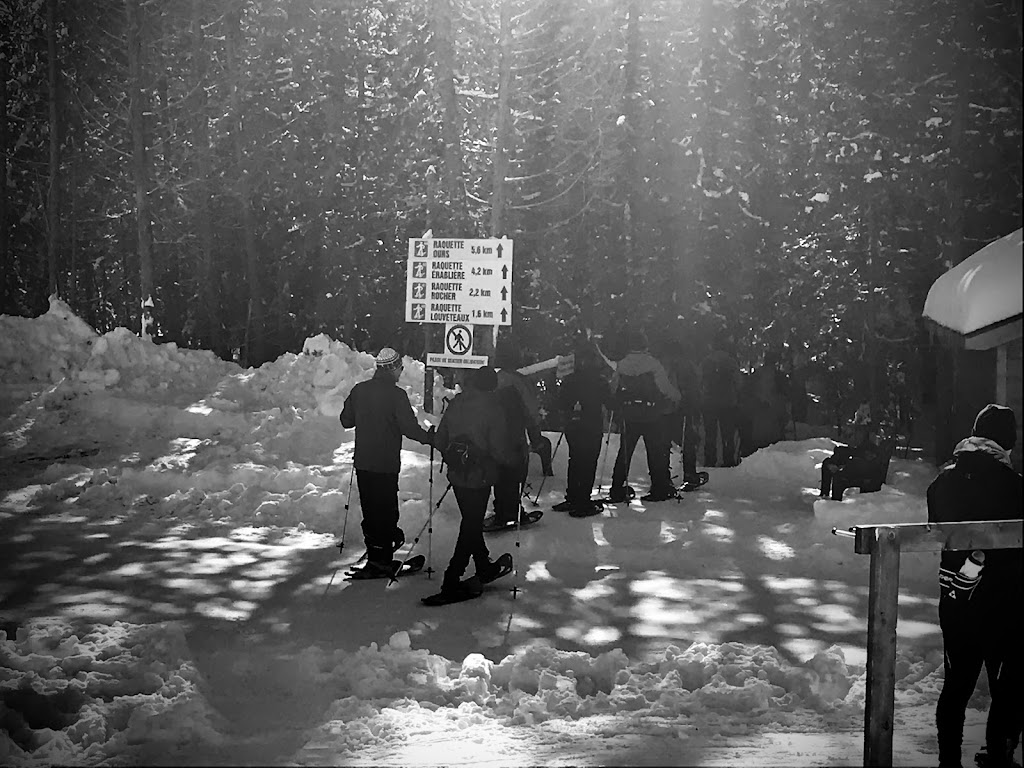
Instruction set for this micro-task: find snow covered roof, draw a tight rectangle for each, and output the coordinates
[922,229,1023,349]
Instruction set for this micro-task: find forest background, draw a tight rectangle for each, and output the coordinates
[1,0,1021,426]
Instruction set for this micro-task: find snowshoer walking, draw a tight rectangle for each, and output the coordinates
[607,329,681,502]
[426,366,516,603]
[657,333,707,491]
[488,360,547,528]
[339,347,433,577]
[701,340,742,467]
[553,342,610,516]
[928,404,1022,768]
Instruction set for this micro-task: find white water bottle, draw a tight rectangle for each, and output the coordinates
[958,550,985,579]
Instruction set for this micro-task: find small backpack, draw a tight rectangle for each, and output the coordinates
[616,371,663,422]
[444,438,481,475]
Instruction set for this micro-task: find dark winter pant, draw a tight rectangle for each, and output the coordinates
[611,418,673,494]
[682,411,699,479]
[936,595,1023,767]
[445,485,492,590]
[565,424,602,502]
[355,470,403,567]
[492,459,527,524]
[703,403,738,467]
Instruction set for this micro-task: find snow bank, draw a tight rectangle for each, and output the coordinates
[0,618,223,765]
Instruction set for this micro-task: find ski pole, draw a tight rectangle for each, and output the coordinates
[595,410,615,496]
[531,432,564,505]
[427,430,435,579]
[512,480,524,600]
[337,462,357,553]
[388,482,451,587]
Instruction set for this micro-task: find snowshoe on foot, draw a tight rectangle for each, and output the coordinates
[479,553,513,584]
[345,554,425,581]
[641,487,678,502]
[679,471,710,492]
[482,509,543,533]
[603,486,635,503]
[568,500,604,518]
[421,575,485,606]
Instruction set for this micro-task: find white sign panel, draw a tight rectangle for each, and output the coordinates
[405,237,514,325]
[427,353,489,368]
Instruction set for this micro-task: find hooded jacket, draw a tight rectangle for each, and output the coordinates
[339,368,432,473]
[927,439,1023,612]
[610,350,681,420]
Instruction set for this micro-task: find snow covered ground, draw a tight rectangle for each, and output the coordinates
[0,298,1011,766]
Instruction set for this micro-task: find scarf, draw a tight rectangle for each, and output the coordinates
[953,436,1014,468]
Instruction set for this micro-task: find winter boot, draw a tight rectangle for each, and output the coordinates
[479,553,513,584]
[606,485,635,503]
[641,487,678,502]
[552,499,576,512]
[568,500,603,518]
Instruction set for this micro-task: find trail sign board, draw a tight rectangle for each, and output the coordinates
[405,237,514,326]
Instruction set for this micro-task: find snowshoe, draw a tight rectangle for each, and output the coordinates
[482,509,543,533]
[600,486,635,504]
[641,487,679,502]
[479,553,513,584]
[568,500,604,518]
[421,576,485,606]
[679,471,710,492]
[345,554,425,581]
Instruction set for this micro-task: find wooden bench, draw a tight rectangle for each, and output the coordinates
[831,438,895,500]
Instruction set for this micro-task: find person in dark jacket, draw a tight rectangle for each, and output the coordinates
[607,329,681,502]
[819,423,885,500]
[432,366,518,597]
[928,404,1022,768]
[339,347,433,575]
[701,341,742,467]
[489,365,547,527]
[553,343,610,516]
[657,334,704,488]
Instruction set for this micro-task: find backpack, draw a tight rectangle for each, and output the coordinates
[444,438,482,476]
[616,371,663,422]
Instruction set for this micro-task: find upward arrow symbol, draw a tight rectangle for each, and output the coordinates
[501,265,509,280]
[501,308,508,323]
[501,286,508,301]
[496,243,503,258]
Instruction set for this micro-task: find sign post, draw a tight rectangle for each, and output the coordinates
[407,237,514,380]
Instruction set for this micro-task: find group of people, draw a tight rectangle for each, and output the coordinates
[339,345,549,602]
[339,343,1021,765]
[552,327,743,512]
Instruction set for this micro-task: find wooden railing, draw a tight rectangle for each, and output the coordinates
[833,519,1023,767]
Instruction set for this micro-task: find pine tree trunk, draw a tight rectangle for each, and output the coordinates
[226,1,262,363]
[0,54,8,312]
[47,0,61,299]
[489,0,511,239]
[190,0,220,355]
[431,0,464,230]
[621,0,641,305]
[126,0,153,338]
[943,0,972,268]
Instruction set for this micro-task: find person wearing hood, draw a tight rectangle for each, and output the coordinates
[606,328,681,502]
[428,366,517,601]
[339,347,434,576]
[928,404,1022,768]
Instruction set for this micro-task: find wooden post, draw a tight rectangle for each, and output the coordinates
[863,526,900,767]
[849,519,1023,767]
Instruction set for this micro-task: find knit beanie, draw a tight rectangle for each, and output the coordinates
[972,403,1017,451]
[375,347,403,371]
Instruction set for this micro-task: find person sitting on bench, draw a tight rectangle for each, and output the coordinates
[820,422,885,500]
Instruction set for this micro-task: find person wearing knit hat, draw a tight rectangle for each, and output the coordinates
[340,346,434,576]
[927,404,1022,768]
